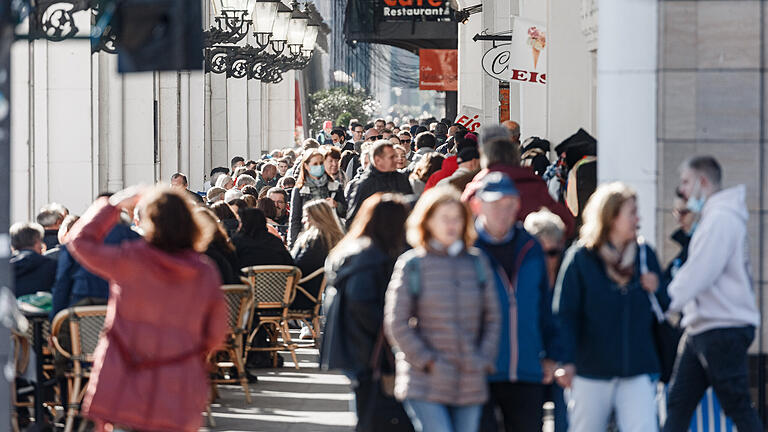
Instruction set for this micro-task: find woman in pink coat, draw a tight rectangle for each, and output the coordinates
[66,186,229,431]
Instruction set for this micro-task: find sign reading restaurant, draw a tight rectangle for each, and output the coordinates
[381,0,452,19]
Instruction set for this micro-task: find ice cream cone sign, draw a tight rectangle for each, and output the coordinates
[509,17,547,86]
[527,27,546,69]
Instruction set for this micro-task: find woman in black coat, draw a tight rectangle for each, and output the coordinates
[197,208,240,284]
[233,208,293,270]
[320,193,412,432]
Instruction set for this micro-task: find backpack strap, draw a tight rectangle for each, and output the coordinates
[405,255,422,298]
[468,250,487,288]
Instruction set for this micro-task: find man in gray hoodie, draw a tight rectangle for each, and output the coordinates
[663,156,762,432]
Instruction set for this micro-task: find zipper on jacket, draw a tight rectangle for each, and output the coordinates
[622,288,629,376]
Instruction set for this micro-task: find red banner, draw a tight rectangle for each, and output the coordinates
[419,49,458,91]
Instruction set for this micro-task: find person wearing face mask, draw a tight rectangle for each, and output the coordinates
[469,173,559,432]
[288,149,346,247]
[384,187,500,432]
[553,182,666,432]
[663,190,696,285]
[662,156,762,432]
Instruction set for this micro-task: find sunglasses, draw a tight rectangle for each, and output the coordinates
[368,135,383,141]
[544,249,562,257]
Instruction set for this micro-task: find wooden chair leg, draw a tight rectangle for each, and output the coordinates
[64,375,80,432]
[232,346,251,404]
[206,404,216,428]
[280,322,300,370]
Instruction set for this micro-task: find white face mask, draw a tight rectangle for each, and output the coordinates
[686,178,706,214]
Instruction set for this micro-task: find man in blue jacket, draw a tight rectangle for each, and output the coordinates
[50,212,141,320]
[469,172,559,432]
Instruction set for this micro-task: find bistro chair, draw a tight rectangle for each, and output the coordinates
[50,306,108,432]
[207,284,254,404]
[287,268,327,348]
[11,319,56,430]
[241,265,302,370]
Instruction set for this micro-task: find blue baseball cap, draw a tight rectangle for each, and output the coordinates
[476,172,519,202]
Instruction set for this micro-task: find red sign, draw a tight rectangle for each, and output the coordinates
[295,79,302,127]
[419,49,458,91]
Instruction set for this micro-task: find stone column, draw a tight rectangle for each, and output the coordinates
[597,0,658,242]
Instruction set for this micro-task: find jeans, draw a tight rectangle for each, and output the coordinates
[568,374,658,432]
[403,399,482,432]
[479,382,545,432]
[663,326,762,432]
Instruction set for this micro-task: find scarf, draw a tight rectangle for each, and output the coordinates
[301,174,339,201]
[598,241,636,286]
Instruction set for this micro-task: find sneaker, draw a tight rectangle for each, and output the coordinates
[299,326,313,340]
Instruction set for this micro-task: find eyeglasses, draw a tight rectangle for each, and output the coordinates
[544,249,562,257]
[368,135,383,141]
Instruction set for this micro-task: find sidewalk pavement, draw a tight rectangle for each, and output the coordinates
[203,347,356,432]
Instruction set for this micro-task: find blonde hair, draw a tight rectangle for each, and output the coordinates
[292,199,345,254]
[406,187,475,249]
[579,182,637,250]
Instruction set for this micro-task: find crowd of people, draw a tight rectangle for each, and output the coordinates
[7,115,763,432]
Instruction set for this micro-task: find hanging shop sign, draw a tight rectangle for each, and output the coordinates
[508,17,547,85]
[419,49,458,91]
[455,106,483,132]
[381,0,452,20]
[482,43,511,81]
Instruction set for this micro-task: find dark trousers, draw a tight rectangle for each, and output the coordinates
[544,382,568,432]
[480,381,544,432]
[663,326,762,432]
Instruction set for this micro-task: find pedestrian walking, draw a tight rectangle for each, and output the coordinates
[65,186,228,432]
[553,182,666,432]
[524,209,568,432]
[288,148,346,247]
[346,140,413,225]
[663,156,762,432]
[409,152,444,197]
[321,193,412,432]
[468,173,559,432]
[462,128,575,238]
[384,187,500,432]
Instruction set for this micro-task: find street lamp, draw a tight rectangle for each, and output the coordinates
[269,2,292,55]
[252,0,280,49]
[286,2,308,57]
[203,0,322,82]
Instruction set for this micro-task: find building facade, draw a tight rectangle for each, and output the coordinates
[459,0,767,413]
[10,3,299,222]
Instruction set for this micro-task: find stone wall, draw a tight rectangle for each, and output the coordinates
[656,0,767,353]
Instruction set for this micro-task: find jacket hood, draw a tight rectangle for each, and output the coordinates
[703,185,748,222]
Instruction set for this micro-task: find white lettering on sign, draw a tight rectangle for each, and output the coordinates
[382,6,451,17]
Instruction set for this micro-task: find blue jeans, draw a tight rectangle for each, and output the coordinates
[404,399,482,432]
[663,326,762,432]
